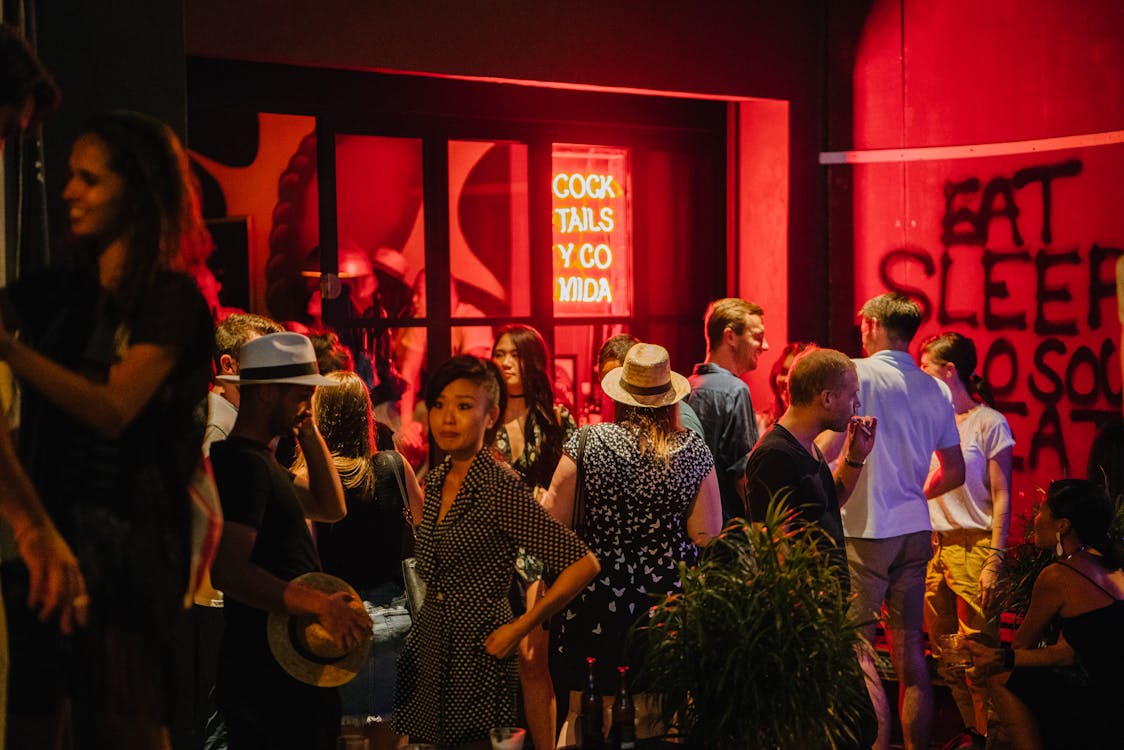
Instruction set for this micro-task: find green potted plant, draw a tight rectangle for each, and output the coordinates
[636,499,870,749]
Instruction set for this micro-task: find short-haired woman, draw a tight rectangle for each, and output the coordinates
[393,356,599,749]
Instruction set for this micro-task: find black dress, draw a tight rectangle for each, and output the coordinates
[393,449,588,746]
[555,423,713,690]
[1005,562,1124,749]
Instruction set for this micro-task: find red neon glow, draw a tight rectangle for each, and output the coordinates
[552,145,631,316]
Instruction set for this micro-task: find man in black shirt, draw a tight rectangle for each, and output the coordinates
[744,348,877,592]
[210,332,371,750]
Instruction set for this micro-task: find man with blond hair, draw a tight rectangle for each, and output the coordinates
[687,298,769,520]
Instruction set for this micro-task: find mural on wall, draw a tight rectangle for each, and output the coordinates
[849,0,1124,516]
[189,113,523,325]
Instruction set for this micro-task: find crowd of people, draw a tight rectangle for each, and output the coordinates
[1,23,1122,750]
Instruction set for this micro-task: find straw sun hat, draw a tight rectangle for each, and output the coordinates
[266,572,371,687]
[600,343,690,409]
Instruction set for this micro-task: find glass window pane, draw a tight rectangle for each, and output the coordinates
[448,140,531,318]
[449,325,496,360]
[554,323,631,424]
[329,134,425,326]
[552,144,632,318]
[186,110,317,320]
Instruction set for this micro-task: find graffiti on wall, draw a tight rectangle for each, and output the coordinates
[868,157,1121,500]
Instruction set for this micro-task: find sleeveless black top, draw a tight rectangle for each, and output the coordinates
[315,451,409,590]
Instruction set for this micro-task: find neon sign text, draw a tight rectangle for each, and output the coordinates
[552,173,618,200]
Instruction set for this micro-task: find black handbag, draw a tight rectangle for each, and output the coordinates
[389,451,426,618]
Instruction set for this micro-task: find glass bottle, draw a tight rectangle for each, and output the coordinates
[609,665,636,750]
[579,657,602,749]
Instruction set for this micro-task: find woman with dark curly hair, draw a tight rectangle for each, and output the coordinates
[0,111,214,748]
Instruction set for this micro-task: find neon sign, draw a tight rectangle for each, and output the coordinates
[552,146,631,316]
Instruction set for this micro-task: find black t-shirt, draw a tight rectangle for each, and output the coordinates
[5,268,212,622]
[315,451,409,590]
[211,436,322,674]
[744,424,849,595]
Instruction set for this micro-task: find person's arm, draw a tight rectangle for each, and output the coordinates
[832,416,877,506]
[727,390,755,507]
[0,331,175,439]
[815,428,846,465]
[540,454,577,527]
[401,453,424,524]
[685,468,722,546]
[211,521,370,648]
[0,430,87,634]
[980,446,1013,610]
[290,417,345,523]
[968,633,1076,674]
[924,443,966,498]
[396,329,425,428]
[1011,564,1065,649]
[484,551,599,659]
[967,563,1067,675]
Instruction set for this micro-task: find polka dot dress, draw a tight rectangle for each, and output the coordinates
[393,449,589,746]
[555,423,714,690]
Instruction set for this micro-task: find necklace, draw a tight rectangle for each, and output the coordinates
[1062,544,1089,560]
[508,393,525,399]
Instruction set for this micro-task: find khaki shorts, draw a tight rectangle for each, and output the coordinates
[846,531,933,640]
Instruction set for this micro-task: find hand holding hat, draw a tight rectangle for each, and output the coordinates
[318,590,371,652]
[268,572,373,687]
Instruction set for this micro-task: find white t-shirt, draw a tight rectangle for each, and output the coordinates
[928,404,1014,533]
[841,349,961,539]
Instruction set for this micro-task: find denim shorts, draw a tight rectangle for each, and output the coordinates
[339,583,412,719]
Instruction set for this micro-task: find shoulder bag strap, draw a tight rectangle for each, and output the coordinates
[571,427,589,537]
[388,450,413,531]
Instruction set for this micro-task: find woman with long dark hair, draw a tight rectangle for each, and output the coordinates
[492,324,577,493]
[0,111,214,748]
[968,479,1123,749]
[918,332,1014,743]
[491,323,577,749]
[393,356,598,749]
[298,370,423,722]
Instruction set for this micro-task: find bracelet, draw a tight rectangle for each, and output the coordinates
[1000,647,1015,670]
[843,456,865,469]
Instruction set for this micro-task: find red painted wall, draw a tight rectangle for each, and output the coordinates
[848,0,1124,514]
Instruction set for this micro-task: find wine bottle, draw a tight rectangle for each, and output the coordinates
[579,657,602,749]
[610,665,636,750]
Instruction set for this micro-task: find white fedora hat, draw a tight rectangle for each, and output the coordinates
[266,572,371,687]
[600,343,690,409]
[217,332,338,386]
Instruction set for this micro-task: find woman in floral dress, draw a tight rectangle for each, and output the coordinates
[542,343,722,741]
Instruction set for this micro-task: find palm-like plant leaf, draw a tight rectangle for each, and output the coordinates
[635,497,869,749]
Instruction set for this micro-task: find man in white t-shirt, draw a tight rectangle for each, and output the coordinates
[819,292,965,750]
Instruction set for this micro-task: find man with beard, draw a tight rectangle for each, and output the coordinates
[745,347,876,593]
